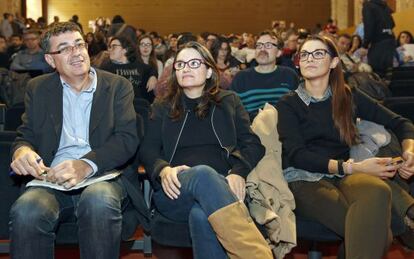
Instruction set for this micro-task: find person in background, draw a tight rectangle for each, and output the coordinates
[231,30,299,120]
[137,34,163,80]
[139,41,272,259]
[70,15,83,34]
[101,36,157,105]
[210,37,241,89]
[395,31,414,67]
[362,0,396,77]
[276,35,414,258]
[10,29,52,73]
[0,35,10,68]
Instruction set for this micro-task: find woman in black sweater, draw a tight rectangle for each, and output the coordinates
[276,35,414,258]
[139,41,271,259]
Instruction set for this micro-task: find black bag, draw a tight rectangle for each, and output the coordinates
[0,68,31,108]
[346,72,391,101]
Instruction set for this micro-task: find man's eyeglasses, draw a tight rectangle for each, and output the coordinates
[108,44,122,50]
[173,58,206,71]
[140,43,152,48]
[299,49,332,61]
[47,42,88,55]
[255,42,279,50]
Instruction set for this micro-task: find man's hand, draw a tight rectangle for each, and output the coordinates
[159,165,190,200]
[399,151,414,179]
[46,160,93,189]
[226,174,246,201]
[11,146,48,179]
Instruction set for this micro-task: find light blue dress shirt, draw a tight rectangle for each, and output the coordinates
[51,68,98,176]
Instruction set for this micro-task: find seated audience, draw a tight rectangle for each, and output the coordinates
[337,33,371,73]
[101,36,157,105]
[7,34,24,58]
[10,29,52,73]
[276,35,414,258]
[139,41,272,259]
[231,30,299,120]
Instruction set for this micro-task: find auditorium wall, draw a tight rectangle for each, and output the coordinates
[46,0,330,35]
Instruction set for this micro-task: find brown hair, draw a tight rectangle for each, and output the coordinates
[299,35,359,146]
[137,34,158,72]
[158,41,220,120]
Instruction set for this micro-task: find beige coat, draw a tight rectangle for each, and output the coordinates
[246,103,296,259]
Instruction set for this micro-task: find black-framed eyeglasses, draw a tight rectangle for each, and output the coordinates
[173,58,206,71]
[299,49,332,61]
[255,42,278,50]
[47,42,88,55]
[108,44,122,50]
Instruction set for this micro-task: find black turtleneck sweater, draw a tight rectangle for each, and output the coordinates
[171,96,231,175]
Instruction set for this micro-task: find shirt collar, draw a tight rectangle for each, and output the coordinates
[60,67,97,94]
[295,82,332,106]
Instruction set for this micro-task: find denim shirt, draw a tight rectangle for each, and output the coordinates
[51,68,98,176]
[283,83,343,182]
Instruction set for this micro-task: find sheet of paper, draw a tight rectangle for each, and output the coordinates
[26,170,121,191]
[402,44,414,58]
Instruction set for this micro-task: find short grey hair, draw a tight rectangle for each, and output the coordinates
[40,22,82,53]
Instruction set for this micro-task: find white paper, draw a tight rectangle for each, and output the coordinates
[402,44,414,58]
[26,171,121,191]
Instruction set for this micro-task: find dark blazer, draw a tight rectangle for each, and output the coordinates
[139,90,265,190]
[12,68,150,233]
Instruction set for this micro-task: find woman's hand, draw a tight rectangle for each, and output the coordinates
[353,157,400,179]
[399,151,414,179]
[159,165,190,199]
[226,174,246,201]
[146,76,157,92]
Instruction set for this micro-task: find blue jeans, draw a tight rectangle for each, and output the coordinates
[9,178,128,259]
[153,165,238,259]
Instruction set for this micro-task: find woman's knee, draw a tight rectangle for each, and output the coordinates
[186,165,223,182]
[344,174,392,202]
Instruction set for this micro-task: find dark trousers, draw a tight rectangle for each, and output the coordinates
[9,179,128,259]
[289,174,414,259]
[153,165,238,259]
[368,39,396,78]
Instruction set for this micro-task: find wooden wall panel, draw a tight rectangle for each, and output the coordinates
[47,0,330,35]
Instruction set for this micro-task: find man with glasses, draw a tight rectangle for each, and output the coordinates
[10,29,52,73]
[9,22,143,259]
[230,30,299,120]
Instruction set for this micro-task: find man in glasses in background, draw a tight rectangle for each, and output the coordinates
[10,29,52,73]
[9,22,146,259]
[230,31,299,120]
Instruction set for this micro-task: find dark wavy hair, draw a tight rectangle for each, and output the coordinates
[159,41,220,120]
[210,37,231,64]
[299,35,359,146]
[397,31,414,47]
[40,22,81,52]
[109,36,137,63]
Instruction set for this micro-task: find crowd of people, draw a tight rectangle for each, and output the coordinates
[2,0,414,258]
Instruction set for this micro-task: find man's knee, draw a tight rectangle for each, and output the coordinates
[77,181,123,218]
[10,191,59,228]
